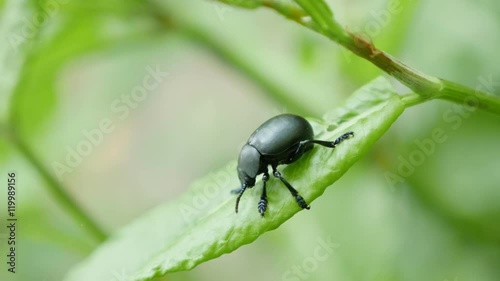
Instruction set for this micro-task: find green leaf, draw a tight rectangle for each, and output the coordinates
[0,0,42,163]
[64,77,405,281]
[8,0,155,140]
[294,0,333,27]
[293,0,345,37]
[0,0,37,122]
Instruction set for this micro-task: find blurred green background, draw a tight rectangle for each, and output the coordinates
[1,0,500,280]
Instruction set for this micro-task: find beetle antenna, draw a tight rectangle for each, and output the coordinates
[234,185,247,213]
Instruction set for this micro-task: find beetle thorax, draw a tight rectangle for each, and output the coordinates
[237,144,261,187]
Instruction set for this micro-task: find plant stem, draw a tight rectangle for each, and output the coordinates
[223,0,500,115]
[262,0,311,28]
[338,33,444,96]
[438,79,500,113]
[4,128,107,243]
[333,34,500,114]
[401,92,428,107]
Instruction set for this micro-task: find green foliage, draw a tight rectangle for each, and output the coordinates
[1,0,500,280]
[8,0,154,140]
[64,77,405,281]
[0,0,36,122]
[294,0,346,37]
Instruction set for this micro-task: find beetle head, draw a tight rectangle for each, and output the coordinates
[237,144,261,187]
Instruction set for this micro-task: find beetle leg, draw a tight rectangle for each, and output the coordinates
[305,131,354,148]
[272,169,310,210]
[286,141,313,163]
[231,187,242,194]
[234,185,247,214]
[258,173,269,216]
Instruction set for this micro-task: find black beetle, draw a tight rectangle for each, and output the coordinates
[232,113,354,216]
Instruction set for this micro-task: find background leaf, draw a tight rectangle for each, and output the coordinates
[0,0,38,162]
[64,76,405,281]
[8,0,156,140]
